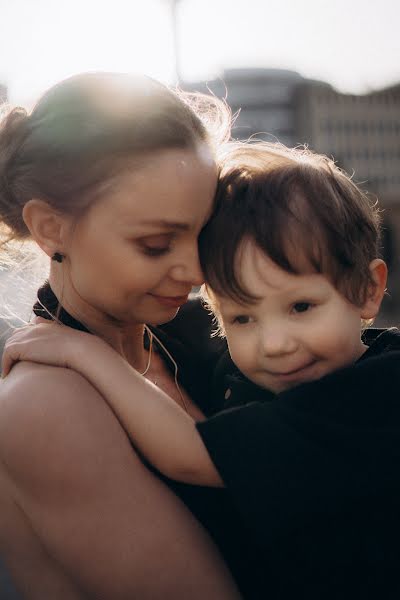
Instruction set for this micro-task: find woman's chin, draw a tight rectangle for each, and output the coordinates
[145,305,182,326]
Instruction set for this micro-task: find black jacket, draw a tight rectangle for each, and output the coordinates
[196,322,400,598]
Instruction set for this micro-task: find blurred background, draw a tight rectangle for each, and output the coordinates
[0,0,399,329]
[0,2,399,595]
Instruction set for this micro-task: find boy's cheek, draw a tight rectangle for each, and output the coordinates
[227,335,253,371]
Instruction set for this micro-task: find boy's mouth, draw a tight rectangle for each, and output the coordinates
[269,360,318,381]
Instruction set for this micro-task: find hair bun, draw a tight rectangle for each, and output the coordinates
[0,106,31,240]
[0,106,29,146]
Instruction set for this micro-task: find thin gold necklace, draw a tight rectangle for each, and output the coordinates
[140,325,153,376]
[34,298,188,414]
[142,325,189,414]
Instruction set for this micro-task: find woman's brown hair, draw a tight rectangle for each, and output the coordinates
[0,72,230,246]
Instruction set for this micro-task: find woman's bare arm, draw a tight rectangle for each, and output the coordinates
[2,325,222,486]
[0,363,238,599]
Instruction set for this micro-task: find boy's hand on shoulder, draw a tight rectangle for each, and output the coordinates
[1,322,103,377]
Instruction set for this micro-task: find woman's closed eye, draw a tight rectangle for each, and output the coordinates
[142,245,171,257]
[138,234,174,257]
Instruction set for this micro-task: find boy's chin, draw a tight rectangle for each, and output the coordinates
[255,375,317,395]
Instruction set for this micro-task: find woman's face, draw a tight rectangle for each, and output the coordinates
[65,146,217,326]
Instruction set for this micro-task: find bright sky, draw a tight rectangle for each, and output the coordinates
[1,0,399,106]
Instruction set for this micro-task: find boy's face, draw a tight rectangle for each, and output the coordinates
[216,240,374,393]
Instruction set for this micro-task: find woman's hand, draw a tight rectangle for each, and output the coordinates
[1,321,98,377]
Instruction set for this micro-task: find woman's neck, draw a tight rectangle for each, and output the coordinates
[47,274,148,372]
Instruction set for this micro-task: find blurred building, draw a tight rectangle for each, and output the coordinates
[295,81,400,322]
[184,70,400,324]
[185,68,304,146]
[296,81,400,199]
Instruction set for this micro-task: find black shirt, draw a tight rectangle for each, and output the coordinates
[196,321,400,599]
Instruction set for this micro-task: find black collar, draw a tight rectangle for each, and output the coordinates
[34,282,91,333]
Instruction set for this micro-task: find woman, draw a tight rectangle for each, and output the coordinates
[0,73,244,599]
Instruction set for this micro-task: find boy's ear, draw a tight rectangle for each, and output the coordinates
[360,258,388,320]
[22,199,71,259]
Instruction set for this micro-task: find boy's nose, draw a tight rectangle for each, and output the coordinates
[260,326,298,357]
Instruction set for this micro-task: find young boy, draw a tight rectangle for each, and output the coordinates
[3,143,400,597]
[196,141,392,409]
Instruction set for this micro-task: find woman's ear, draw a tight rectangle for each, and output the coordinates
[361,258,388,320]
[22,199,70,258]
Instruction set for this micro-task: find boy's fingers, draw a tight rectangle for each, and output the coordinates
[1,349,13,378]
[2,337,24,378]
[31,316,50,325]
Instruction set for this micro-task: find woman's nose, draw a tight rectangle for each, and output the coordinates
[170,247,204,287]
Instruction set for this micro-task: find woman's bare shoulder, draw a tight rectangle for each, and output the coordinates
[0,362,126,488]
[0,361,103,421]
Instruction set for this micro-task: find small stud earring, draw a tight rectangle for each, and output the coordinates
[51,252,64,263]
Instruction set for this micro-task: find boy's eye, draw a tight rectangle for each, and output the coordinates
[232,315,251,325]
[292,302,314,314]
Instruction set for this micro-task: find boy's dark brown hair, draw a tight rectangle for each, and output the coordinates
[200,142,381,312]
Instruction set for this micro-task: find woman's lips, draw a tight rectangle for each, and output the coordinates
[149,293,189,308]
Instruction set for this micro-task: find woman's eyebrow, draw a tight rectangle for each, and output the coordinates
[136,219,189,231]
